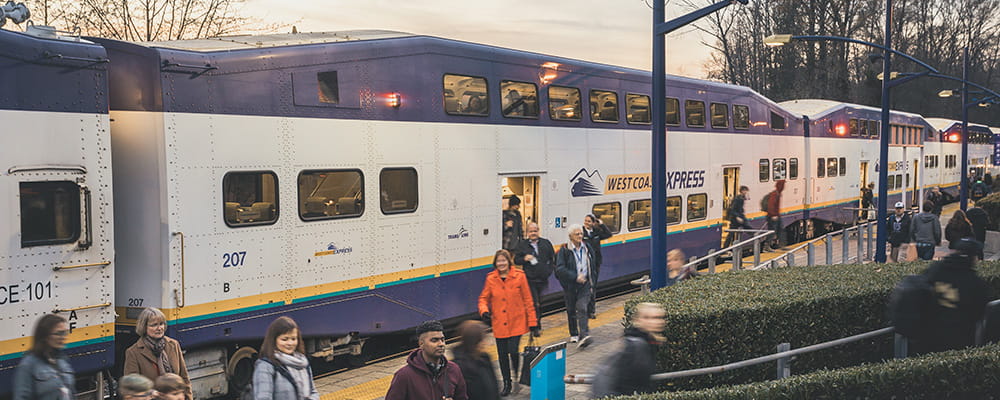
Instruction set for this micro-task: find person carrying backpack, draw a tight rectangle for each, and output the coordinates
[590,303,664,399]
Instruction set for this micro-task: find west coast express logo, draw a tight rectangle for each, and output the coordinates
[447,226,470,240]
[571,168,706,197]
[314,242,353,257]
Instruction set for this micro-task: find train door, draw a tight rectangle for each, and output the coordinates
[721,167,740,246]
[501,176,539,250]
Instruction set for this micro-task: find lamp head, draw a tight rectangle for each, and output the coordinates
[763,34,793,47]
[876,72,899,81]
[938,89,956,98]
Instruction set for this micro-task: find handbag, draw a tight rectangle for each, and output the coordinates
[519,336,541,386]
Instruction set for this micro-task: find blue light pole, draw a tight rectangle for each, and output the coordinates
[651,0,747,290]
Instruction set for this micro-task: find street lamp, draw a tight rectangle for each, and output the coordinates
[650,0,747,290]
[763,32,939,264]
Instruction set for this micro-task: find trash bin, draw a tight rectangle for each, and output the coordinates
[530,341,567,400]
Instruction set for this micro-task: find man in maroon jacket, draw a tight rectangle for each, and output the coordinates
[766,179,786,249]
[385,320,468,400]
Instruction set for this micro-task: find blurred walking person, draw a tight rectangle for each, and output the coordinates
[253,316,319,400]
[666,249,696,286]
[124,307,192,399]
[451,321,500,400]
[556,224,597,349]
[118,374,154,399]
[479,249,539,396]
[13,314,75,400]
[723,186,749,248]
[765,179,786,248]
[154,373,188,400]
[590,303,666,398]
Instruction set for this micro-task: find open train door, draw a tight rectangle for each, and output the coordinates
[501,176,540,251]
[721,166,740,247]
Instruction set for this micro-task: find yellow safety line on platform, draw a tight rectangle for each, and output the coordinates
[322,305,626,400]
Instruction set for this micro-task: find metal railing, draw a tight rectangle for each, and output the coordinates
[566,299,1000,384]
[754,221,875,270]
[685,229,774,273]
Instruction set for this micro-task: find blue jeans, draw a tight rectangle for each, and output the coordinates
[915,243,935,260]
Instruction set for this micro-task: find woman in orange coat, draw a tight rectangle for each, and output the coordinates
[478,249,539,396]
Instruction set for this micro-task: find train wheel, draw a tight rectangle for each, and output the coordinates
[227,346,258,396]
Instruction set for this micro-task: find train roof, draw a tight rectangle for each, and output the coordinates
[778,99,924,120]
[925,117,992,132]
[141,30,414,51]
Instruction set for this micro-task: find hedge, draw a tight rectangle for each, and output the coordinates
[607,342,1000,399]
[621,260,1000,391]
[974,192,1000,230]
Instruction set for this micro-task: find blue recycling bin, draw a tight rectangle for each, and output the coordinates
[530,341,567,400]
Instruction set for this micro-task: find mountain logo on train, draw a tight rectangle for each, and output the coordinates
[570,168,604,197]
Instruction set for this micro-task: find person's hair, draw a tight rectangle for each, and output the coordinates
[739,185,749,192]
[154,373,187,394]
[30,314,67,357]
[135,307,167,337]
[415,320,444,338]
[454,320,488,356]
[923,202,933,212]
[946,209,972,233]
[508,195,521,206]
[632,302,665,322]
[584,214,597,223]
[667,248,685,261]
[119,374,153,397]
[493,249,513,268]
[567,223,583,237]
[260,316,304,358]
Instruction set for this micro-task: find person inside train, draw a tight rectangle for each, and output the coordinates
[154,373,188,400]
[502,195,523,252]
[583,214,613,319]
[253,316,319,400]
[514,222,556,325]
[118,374,154,399]
[723,186,750,248]
[451,320,501,400]
[13,314,75,400]
[556,224,596,349]
[503,89,526,116]
[385,320,468,400]
[124,307,192,400]
[478,249,538,396]
[465,95,486,114]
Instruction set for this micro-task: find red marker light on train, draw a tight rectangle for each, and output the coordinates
[387,93,401,108]
[948,133,960,142]
[834,124,847,136]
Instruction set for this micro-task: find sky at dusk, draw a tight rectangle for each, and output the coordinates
[243,0,718,78]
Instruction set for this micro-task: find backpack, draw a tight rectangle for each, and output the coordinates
[972,184,986,197]
[887,274,935,339]
[760,191,772,212]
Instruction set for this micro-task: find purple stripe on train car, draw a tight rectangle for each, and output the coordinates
[92,36,804,137]
[0,30,109,114]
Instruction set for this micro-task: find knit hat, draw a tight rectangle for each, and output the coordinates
[508,195,521,206]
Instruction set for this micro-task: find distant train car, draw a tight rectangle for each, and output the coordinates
[0,28,115,397]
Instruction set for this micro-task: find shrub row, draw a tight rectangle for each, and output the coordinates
[974,192,1000,230]
[608,342,1000,399]
[621,260,1000,390]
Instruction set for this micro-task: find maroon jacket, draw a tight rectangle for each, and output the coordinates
[385,349,468,400]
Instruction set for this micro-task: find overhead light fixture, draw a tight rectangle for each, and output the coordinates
[938,90,955,98]
[763,34,792,47]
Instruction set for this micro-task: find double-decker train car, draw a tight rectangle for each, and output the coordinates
[0,27,116,397]
[927,118,998,188]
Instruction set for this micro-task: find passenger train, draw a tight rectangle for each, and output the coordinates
[1,23,998,398]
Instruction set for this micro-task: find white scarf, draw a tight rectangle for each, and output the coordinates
[273,352,311,399]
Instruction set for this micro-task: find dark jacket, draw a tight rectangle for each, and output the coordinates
[13,353,75,400]
[727,195,747,225]
[861,188,873,208]
[451,347,500,400]
[966,207,990,244]
[252,357,319,400]
[887,213,912,246]
[123,335,192,400]
[385,349,468,400]
[555,242,597,290]
[945,220,974,249]
[590,328,659,398]
[583,223,613,269]
[502,209,523,251]
[926,191,943,215]
[915,254,992,352]
[910,212,942,245]
[514,237,556,283]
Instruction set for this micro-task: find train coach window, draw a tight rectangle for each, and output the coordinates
[759,159,770,182]
[626,94,651,124]
[817,158,825,177]
[501,80,539,118]
[710,103,729,128]
[685,100,705,127]
[849,119,859,136]
[317,71,340,104]
[628,199,651,231]
[549,86,582,121]
[869,120,879,138]
[733,105,750,129]
[380,168,418,214]
[298,170,364,221]
[860,120,869,137]
[223,172,279,227]
[772,158,787,180]
[789,158,799,180]
[687,194,708,221]
[827,158,838,177]
[591,202,621,233]
[590,90,619,123]
[666,196,681,225]
[20,181,81,247]
[839,157,846,176]
[665,97,680,126]
[443,74,489,116]
[770,111,786,130]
